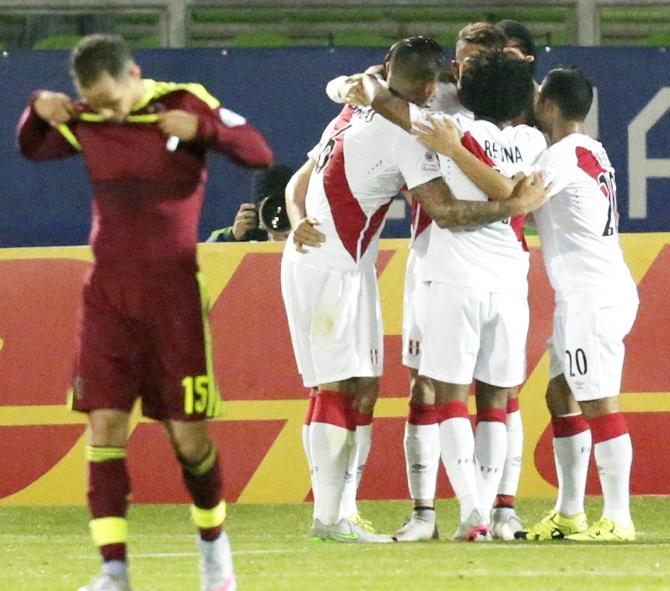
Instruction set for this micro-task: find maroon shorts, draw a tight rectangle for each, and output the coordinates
[69,261,221,421]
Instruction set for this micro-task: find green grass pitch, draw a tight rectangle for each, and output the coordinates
[2,498,669,590]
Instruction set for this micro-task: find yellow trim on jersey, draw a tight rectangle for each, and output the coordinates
[133,79,220,112]
[86,446,126,463]
[90,517,128,546]
[78,112,160,124]
[55,123,82,151]
[190,501,226,529]
[196,271,222,418]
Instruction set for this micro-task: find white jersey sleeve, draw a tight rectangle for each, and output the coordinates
[391,130,441,190]
[534,148,571,198]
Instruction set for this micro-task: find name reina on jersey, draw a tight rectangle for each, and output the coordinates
[409,105,548,296]
[284,105,442,271]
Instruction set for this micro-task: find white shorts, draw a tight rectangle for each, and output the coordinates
[402,248,428,370]
[418,282,529,387]
[548,300,638,401]
[280,261,383,388]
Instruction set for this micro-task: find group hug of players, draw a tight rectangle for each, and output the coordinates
[16,20,639,591]
[280,21,639,544]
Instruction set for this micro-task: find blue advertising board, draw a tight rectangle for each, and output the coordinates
[0,46,668,246]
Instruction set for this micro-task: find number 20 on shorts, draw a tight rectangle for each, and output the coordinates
[182,375,211,414]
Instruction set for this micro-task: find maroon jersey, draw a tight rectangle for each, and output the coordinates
[17,80,274,264]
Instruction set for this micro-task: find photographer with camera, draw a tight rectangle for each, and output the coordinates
[208,165,293,242]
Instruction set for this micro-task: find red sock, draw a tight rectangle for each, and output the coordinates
[408,402,438,425]
[436,400,469,423]
[551,414,590,438]
[312,390,356,431]
[494,494,515,509]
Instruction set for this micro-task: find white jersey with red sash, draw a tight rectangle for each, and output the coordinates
[533,133,637,311]
[409,106,547,296]
[283,105,442,271]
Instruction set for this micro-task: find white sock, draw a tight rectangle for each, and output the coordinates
[302,424,315,500]
[553,430,592,516]
[474,420,508,515]
[594,434,633,525]
[439,417,479,522]
[404,422,440,502]
[310,420,354,525]
[497,409,523,498]
[339,422,372,519]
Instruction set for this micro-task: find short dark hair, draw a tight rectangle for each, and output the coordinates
[458,50,535,124]
[70,34,133,88]
[457,22,506,51]
[497,19,536,60]
[540,67,593,121]
[387,36,446,85]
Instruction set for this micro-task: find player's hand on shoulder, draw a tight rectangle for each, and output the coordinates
[33,91,75,125]
[507,171,548,215]
[412,113,460,157]
[293,217,325,254]
[337,74,385,107]
[157,109,199,141]
[233,203,259,241]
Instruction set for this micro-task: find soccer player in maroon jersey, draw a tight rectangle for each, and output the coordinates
[17,34,273,591]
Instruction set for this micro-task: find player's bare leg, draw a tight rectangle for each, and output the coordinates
[165,420,236,591]
[491,388,525,540]
[433,380,490,541]
[395,370,440,542]
[567,395,634,541]
[518,375,589,541]
[309,378,391,543]
[79,410,133,591]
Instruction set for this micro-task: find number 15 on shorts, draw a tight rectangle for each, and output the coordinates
[182,375,211,414]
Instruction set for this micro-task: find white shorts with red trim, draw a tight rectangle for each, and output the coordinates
[280,261,383,388]
[402,248,428,370]
[418,282,529,387]
[548,299,638,402]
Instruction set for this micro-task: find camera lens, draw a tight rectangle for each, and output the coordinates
[258,195,291,233]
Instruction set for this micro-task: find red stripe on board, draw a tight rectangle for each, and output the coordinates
[407,402,438,426]
[552,414,590,438]
[312,390,356,431]
[322,107,393,262]
[588,412,629,444]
